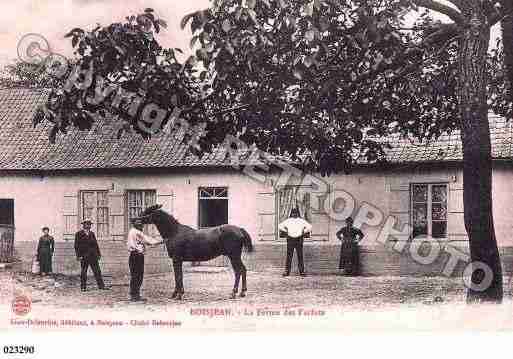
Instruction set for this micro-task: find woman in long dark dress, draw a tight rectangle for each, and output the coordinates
[336,217,364,275]
[37,227,55,276]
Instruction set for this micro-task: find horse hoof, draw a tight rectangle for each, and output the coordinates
[176,294,183,300]
[240,291,246,298]
[171,292,177,299]
[230,293,237,299]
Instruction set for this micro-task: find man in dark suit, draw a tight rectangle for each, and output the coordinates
[74,219,108,292]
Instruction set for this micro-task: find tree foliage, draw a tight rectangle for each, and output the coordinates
[29,1,511,175]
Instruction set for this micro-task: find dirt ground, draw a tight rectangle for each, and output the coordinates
[1,269,513,331]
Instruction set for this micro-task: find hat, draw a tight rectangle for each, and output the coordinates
[81,219,93,224]
[346,216,354,223]
[131,217,143,225]
[42,226,49,231]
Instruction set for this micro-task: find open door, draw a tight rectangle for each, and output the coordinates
[0,199,14,262]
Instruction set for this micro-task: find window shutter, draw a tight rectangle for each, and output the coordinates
[155,190,173,237]
[257,191,276,240]
[109,192,126,241]
[388,184,411,240]
[157,190,173,214]
[63,193,78,241]
[447,182,466,240]
[309,186,330,241]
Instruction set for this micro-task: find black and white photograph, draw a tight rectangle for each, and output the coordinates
[1,1,513,348]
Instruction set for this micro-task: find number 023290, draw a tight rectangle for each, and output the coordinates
[3,346,35,355]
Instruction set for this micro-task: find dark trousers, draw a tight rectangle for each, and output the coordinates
[80,258,105,289]
[129,252,145,298]
[285,237,305,274]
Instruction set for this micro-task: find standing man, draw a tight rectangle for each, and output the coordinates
[74,219,108,292]
[336,217,364,275]
[278,207,312,277]
[127,218,164,302]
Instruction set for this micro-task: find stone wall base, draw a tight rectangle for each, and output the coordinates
[11,241,513,278]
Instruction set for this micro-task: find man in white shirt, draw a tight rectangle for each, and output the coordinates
[127,218,164,302]
[278,207,312,277]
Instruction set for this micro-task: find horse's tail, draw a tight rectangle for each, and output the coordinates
[239,228,254,253]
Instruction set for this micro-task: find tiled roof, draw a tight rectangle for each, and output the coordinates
[384,113,513,163]
[0,88,512,172]
[0,88,237,171]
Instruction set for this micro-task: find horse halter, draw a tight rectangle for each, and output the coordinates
[135,213,152,222]
[136,204,163,222]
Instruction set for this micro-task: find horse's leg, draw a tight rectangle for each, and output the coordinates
[240,260,247,298]
[176,260,184,300]
[171,259,184,299]
[228,256,241,299]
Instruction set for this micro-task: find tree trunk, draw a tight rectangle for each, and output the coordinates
[458,5,503,303]
[500,0,513,102]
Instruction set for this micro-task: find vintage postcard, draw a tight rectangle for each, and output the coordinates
[1,0,513,341]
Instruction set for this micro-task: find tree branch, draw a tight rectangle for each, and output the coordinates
[413,0,465,24]
[489,7,512,26]
[343,23,459,88]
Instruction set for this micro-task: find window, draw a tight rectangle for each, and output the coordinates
[277,186,311,239]
[81,191,109,239]
[198,187,228,228]
[0,199,14,227]
[127,190,156,235]
[411,184,448,239]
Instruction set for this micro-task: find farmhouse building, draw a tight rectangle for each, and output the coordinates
[1,88,512,277]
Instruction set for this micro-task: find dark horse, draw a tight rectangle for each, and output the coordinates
[136,204,253,300]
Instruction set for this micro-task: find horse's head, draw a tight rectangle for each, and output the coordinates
[137,204,165,225]
[135,204,178,238]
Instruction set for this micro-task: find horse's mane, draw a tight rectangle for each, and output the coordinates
[153,210,180,238]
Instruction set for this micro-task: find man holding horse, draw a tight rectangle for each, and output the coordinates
[127,218,164,302]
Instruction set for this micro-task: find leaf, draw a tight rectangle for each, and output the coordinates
[222,19,232,33]
[49,125,59,144]
[278,0,287,9]
[305,29,315,42]
[304,55,314,68]
[293,67,303,80]
[181,11,197,30]
[190,35,199,49]
[225,42,235,55]
[246,0,257,9]
[319,17,330,32]
[247,9,257,23]
[33,108,45,127]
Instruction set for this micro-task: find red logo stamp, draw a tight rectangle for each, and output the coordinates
[12,295,31,316]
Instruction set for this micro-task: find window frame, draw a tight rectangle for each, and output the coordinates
[275,185,313,241]
[0,198,14,229]
[80,190,110,239]
[198,186,229,229]
[410,183,448,240]
[126,189,157,235]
